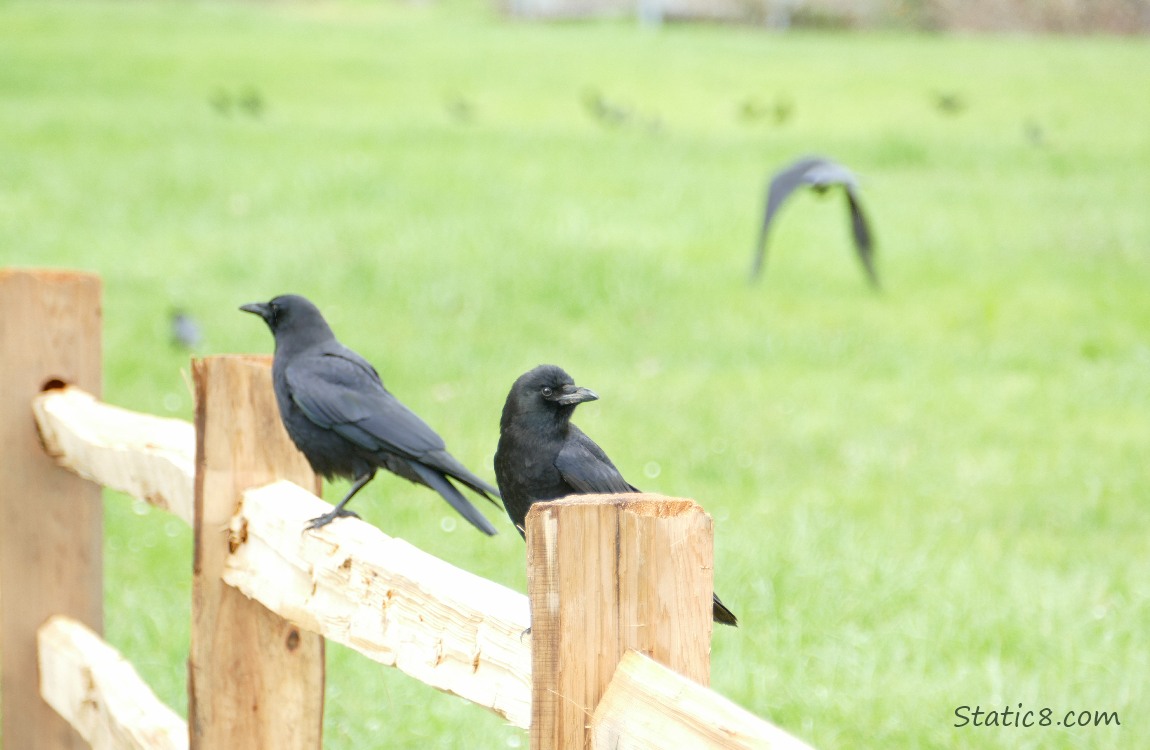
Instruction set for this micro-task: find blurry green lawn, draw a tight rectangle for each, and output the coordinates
[3,1,1149,747]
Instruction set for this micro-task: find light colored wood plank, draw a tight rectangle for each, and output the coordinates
[33,385,195,525]
[0,267,103,750]
[190,355,325,749]
[38,615,189,750]
[223,480,533,729]
[526,493,714,750]
[593,651,817,750]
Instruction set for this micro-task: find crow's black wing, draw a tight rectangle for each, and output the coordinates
[843,184,879,289]
[284,350,446,459]
[287,349,500,502]
[555,428,639,495]
[751,156,827,279]
[802,157,879,289]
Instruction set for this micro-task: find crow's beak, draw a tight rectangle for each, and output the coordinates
[556,384,599,406]
[239,302,272,323]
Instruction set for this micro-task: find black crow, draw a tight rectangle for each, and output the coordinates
[494,364,738,626]
[750,155,879,289]
[240,294,501,534]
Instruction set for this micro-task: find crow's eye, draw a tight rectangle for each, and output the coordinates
[541,386,553,398]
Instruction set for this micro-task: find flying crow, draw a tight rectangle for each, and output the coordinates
[750,155,878,289]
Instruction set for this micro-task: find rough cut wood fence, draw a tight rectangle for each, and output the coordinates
[0,268,816,750]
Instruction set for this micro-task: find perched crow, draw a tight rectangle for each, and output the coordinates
[241,294,501,534]
[750,155,879,289]
[495,364,738,626]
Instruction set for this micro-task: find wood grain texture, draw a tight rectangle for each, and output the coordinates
[38,616,189,750]
[223,480,533,728]
[33,386,195,524]
[0,268,103,750]
[190,355,325,749]
[526,493,714,750]
[593,651,817,750]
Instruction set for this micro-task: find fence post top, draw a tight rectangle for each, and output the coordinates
[192,353,273,368]
[526,492,707,519]
[0,267,101,283]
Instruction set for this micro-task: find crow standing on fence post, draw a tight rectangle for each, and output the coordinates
[494,364,738,626]
[240,294,502,534]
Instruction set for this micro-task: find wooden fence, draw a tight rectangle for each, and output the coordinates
[0,267,815,749]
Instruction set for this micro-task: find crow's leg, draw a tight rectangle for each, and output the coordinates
[305,470,375,530]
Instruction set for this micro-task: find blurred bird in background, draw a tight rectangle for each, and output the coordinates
[737,95,794,126]
[169,309,204,351]
[750,155,879,289]
[931,90,966,116]
[582,88,630,128]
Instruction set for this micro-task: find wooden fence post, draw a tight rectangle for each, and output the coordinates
[190,355,325,749]
[526,493,714,750]
[0,268,104,750]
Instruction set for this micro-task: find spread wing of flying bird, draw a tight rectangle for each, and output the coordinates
[750,155,879,289]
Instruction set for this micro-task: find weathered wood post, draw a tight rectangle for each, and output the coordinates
[190,355,325,748]
[0,268,104,750]
[526,493,714,750]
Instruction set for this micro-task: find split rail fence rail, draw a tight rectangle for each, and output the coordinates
[0,268,815,750]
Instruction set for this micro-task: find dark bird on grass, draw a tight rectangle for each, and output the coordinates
[582,88,630,128]
[209,89,232,116]
[750,155,879,289]
[169,309,204,351]
[932,91,966,116]
[494,364,738,626]
[770,95,795,125]
[445,93,475,124]
[241,294,502,534]
[238,87,264,118]
[738,95,793,126]
[1024,118,1046,147]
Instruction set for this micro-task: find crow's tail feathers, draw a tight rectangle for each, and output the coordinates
[713,593,739,627]
[426,451,504,510]
[411,462,499,536]
[457,473,504,509]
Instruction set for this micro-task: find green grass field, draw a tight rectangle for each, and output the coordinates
[3,1,1149,747]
